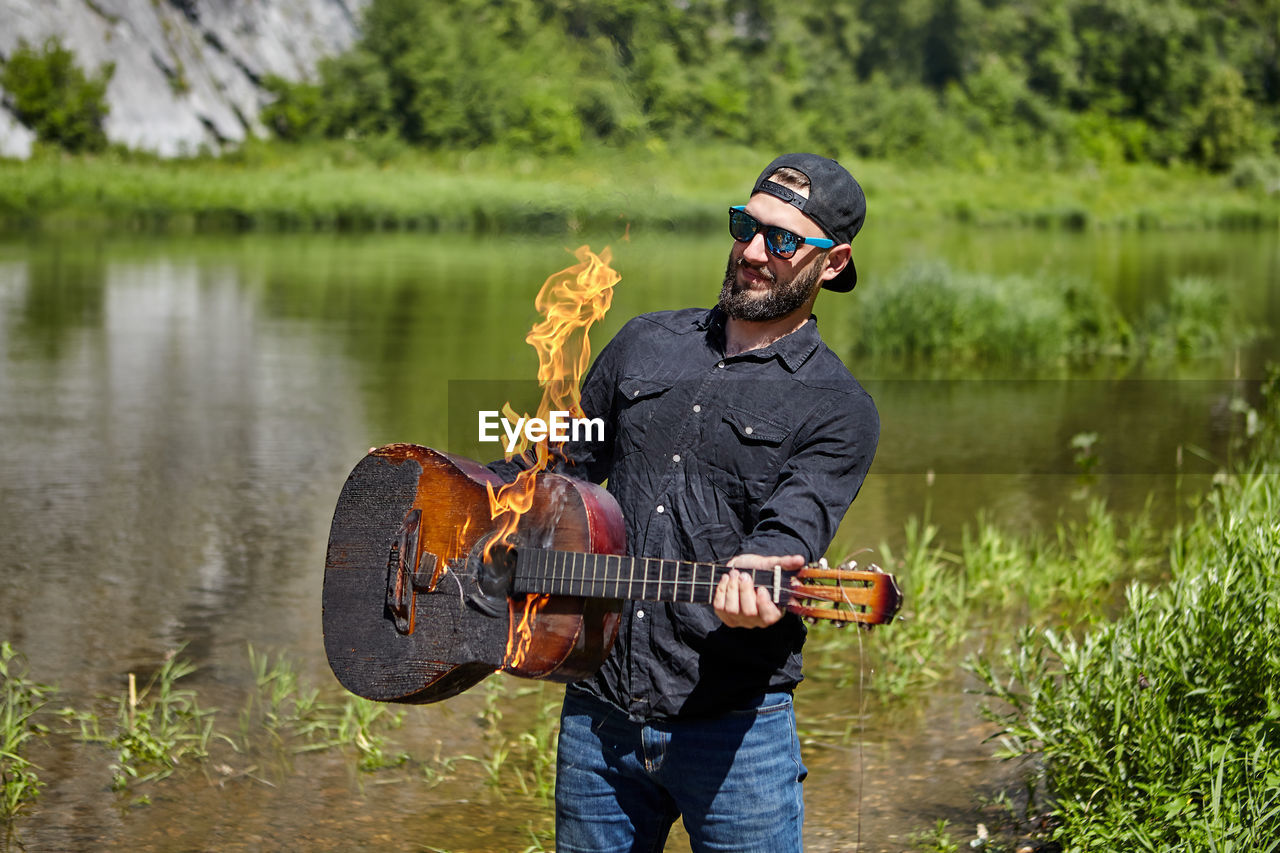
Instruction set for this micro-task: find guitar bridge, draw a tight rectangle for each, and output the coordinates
[385,509,439,635]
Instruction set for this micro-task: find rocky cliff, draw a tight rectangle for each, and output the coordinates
[0,0,369,158]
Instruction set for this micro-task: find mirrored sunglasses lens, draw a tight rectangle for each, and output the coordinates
[766,228,799,258]
[728,210,757,242]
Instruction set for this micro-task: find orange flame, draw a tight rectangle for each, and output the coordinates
[490,246,621,668]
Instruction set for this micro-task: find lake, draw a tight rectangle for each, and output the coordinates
[1,223,1277,850]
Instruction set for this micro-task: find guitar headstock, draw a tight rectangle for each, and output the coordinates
[783,559,903,627]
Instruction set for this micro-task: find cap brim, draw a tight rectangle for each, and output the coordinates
[822,259,857,292]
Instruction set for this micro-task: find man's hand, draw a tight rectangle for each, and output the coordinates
[713,553,806,628]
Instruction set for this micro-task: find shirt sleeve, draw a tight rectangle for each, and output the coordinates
[737,389,880,562]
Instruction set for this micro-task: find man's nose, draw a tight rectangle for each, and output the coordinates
[741,232,771,264]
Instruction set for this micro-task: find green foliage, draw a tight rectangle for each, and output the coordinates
[259,74,325,142]
[1,643,51,822]
[844,499,1163,700]
[251,0,1280,172]
[240,646,409,772]
[848,263,1256,369]
[466,680,561,802]
[65,651,216,790]
[910,819,963,853]
[0,37,114,153]
[3,141,1279,238]
[1187,65,1268,171]
[970,368,1280,850]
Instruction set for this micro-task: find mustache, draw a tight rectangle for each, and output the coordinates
[734,256,776,284]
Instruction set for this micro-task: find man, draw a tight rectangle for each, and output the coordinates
[492,153,879,852]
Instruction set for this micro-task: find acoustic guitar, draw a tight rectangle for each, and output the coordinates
[322,444,902,704]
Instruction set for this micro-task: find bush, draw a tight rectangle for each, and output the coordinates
[1229,155,1280,193]
[0,37,114,153]
[971,370,1280,850]
[1186,65,1266,172]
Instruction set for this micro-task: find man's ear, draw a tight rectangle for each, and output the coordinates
[820,244,852,283]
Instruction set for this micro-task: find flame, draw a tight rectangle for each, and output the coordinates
[506,595,543,672]
[489,246,621,669]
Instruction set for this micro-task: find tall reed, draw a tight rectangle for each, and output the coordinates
[850,262,1262,368]
[968,367,1280,849]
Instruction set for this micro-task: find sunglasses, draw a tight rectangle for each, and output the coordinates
[728,206,835,259]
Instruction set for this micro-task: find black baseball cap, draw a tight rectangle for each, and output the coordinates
[750,153,866,292]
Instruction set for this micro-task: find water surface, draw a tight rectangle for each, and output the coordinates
[1,225,1276,850]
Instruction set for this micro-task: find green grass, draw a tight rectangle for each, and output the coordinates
[0,643,51,823]
[805,495,1168,705]
[963,367,1280,850]
[62,650,217,791]
[850,264,1266,368]
[3,141,1279,235]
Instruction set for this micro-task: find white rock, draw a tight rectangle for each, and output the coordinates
[0,0,368,158]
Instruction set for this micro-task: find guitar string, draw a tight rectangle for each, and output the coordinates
[856,619,866,852]
[517,554,874,593]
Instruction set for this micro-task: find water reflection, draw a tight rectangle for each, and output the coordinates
[0,227,1276,850]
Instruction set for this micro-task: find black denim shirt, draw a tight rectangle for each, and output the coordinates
[490,306,879,720]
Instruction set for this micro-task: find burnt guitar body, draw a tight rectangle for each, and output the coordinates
[322,444,625,704]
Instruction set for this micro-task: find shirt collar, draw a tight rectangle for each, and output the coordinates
[696,306,822,372]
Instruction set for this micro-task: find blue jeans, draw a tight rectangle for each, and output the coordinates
[555,689,807,853]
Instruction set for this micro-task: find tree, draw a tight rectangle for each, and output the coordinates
[0,37,114,153]
[1187,65,1264,170]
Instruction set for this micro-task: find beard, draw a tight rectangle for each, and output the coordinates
[718,250,828,322]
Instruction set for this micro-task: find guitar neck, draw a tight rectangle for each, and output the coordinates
[512,548,781,605]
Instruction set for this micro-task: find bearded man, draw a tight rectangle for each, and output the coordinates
[490,152,879,852]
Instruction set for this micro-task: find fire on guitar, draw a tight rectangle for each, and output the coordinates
[322,444,903,704]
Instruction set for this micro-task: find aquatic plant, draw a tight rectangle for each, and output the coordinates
[65,650,216,791]
[0,643,51,822]
[809,495,1164,703]
[466,680,562,802]
[969,367,1280,849]
[239,645,411,773]
[241,644,327,749]
[851,262,1261,368]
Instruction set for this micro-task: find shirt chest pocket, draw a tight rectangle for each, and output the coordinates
[705,405,794,503]
[615,374,676,456]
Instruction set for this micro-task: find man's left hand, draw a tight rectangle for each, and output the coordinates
[713,554,806,628]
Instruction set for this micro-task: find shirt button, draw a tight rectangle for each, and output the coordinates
[744,426,754,435]
[672,454,681,463]
[632,389,639,397]
[692,404,701,413]
[717,361,725,369]
[636,609,645,619]
[656,504,665,514]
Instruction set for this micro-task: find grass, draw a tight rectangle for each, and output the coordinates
[466,680,562,802]
[0,643,51,823]
[961,366,1280,850]
[805,495,1167,704]
[1,642,554,824]
[62,649,217,791]
[239,646,408,772]
[2,140,1279,235]
[849,264,1267,369]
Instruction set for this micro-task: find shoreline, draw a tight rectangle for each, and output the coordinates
[3,142,1280,235]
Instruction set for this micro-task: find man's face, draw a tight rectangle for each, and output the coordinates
[719,192,831,322]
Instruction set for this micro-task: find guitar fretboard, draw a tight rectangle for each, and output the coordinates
[512,549,779,604]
